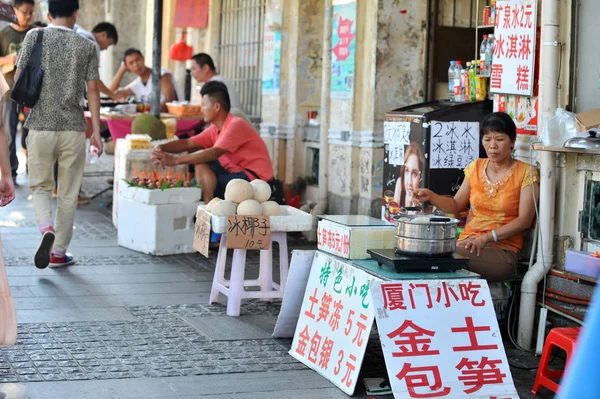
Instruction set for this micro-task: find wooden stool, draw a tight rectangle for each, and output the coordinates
[209,231,289,316]
[531,327,581,395]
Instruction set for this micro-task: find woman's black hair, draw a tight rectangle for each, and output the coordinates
[481,112,517,142]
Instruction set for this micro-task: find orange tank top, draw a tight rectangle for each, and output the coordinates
[459,158,539,253]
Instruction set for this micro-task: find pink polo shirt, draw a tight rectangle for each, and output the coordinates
[192,114,274,181]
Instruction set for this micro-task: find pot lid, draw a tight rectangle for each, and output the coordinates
[564,130,600,150]
[394,214,460,225]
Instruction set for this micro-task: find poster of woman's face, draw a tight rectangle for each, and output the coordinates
[383,141,425,222]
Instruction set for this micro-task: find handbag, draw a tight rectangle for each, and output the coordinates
[11,28,44,109]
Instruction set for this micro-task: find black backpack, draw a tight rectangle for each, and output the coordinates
[11,29,44,109]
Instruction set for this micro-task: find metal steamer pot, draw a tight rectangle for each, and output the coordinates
[393,213,460,257]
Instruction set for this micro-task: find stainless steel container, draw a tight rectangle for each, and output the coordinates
[393,215,459,257]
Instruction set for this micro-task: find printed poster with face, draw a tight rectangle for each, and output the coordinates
[381,117,426,223]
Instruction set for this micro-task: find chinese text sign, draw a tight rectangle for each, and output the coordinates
[225,216,271,250]
[430,121,480,170]
[174,0,209,29]
[490,0,538,96]
[370,279,518,399]
[290,251,380,395]
[384,121,411,166]
[262,13,282,95]
[330,0,357,99]
[317,222,351,259]
[193,208,211,258]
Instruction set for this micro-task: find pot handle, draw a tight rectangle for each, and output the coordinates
[401,206,423,213]
[429,217,451,223]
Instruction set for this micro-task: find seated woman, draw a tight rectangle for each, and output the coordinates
[412,112,539,281]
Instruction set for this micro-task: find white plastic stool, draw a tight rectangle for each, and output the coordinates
[209,231,289,316]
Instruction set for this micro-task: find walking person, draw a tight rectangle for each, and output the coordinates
[15,0,102,269]
[0,0,34,185]
[0,71,17,345]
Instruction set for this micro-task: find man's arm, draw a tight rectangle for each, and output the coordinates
[86,79,103,154]
[158,138,202,154]
[108,62,128,92]
[171,147,225,166]
[160,74,177,108]
[0,53,16,66]
[96,79,120,100]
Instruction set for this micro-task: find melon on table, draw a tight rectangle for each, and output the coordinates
[225,179,254,203]
[250,180,272,203]
[211,200,237,216]
[206,198,221,213]
[261,201,280,216]
[237,199,262,215]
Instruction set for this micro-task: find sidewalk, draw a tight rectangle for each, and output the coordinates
[0,161,553,398]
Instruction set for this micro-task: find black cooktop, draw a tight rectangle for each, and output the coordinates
[367,249,469,273]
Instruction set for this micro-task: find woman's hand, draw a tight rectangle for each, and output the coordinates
[411,188,433,206]
[461,233,492,257]
[0,175,15,207]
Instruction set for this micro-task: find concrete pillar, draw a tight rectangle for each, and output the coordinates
[105,0,149,86]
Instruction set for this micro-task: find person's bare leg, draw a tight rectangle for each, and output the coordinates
[195,163,217,202]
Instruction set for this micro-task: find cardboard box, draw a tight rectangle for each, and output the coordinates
[576,108,600,132]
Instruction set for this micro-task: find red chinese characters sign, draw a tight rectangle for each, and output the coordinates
[490,0,537,96]
[317,222,351,258]
[290,251,379,395]
[371,280,518,398]
[174,0,209,29]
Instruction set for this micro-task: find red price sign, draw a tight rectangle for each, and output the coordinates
[174,0,209,29]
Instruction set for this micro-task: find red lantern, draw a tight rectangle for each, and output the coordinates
[169,31,193,62]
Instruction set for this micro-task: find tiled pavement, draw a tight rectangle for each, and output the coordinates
[0,159,555,398]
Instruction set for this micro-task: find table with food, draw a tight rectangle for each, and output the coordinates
[84,100,204,141]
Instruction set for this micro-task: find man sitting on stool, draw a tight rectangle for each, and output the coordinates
[151,81,273,203]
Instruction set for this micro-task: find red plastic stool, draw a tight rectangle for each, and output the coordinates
[531,327,581,395]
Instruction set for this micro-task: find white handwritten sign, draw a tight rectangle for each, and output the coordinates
[290,251,380,395]
[490,0,538,96]
[384,121,411,166]
[370,279,518,399]
[430,121,479,170]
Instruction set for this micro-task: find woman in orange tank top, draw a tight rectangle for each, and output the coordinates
[413,112,539,281]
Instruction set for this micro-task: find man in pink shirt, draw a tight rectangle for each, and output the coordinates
[152,81,273,202]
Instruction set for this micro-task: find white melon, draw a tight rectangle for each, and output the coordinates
[261,201,281,216]
[211,200,237,216]
[206,197,221,213]
[237,199,263,215]
[224,179,254,203]
[250,179,272,203]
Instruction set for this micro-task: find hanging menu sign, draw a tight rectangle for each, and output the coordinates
[430,121,479,170]
[383,121,411,166]
[490,0,538,96]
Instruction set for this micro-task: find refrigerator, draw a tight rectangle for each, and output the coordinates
[381,100,493,223]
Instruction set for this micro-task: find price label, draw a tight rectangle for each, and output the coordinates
[226,215,271,250]
[193,208,212,258]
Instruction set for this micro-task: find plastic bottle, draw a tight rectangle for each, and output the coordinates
[479,35,488,74]
[454,61,464,102]
[88,145,100,164]
[485,34,495,74]
[448,61,456,101]
[464,62,471,102]
[469,60,477,102]
[490,0,496,25]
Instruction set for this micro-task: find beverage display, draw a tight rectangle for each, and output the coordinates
[448,61,456,101]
